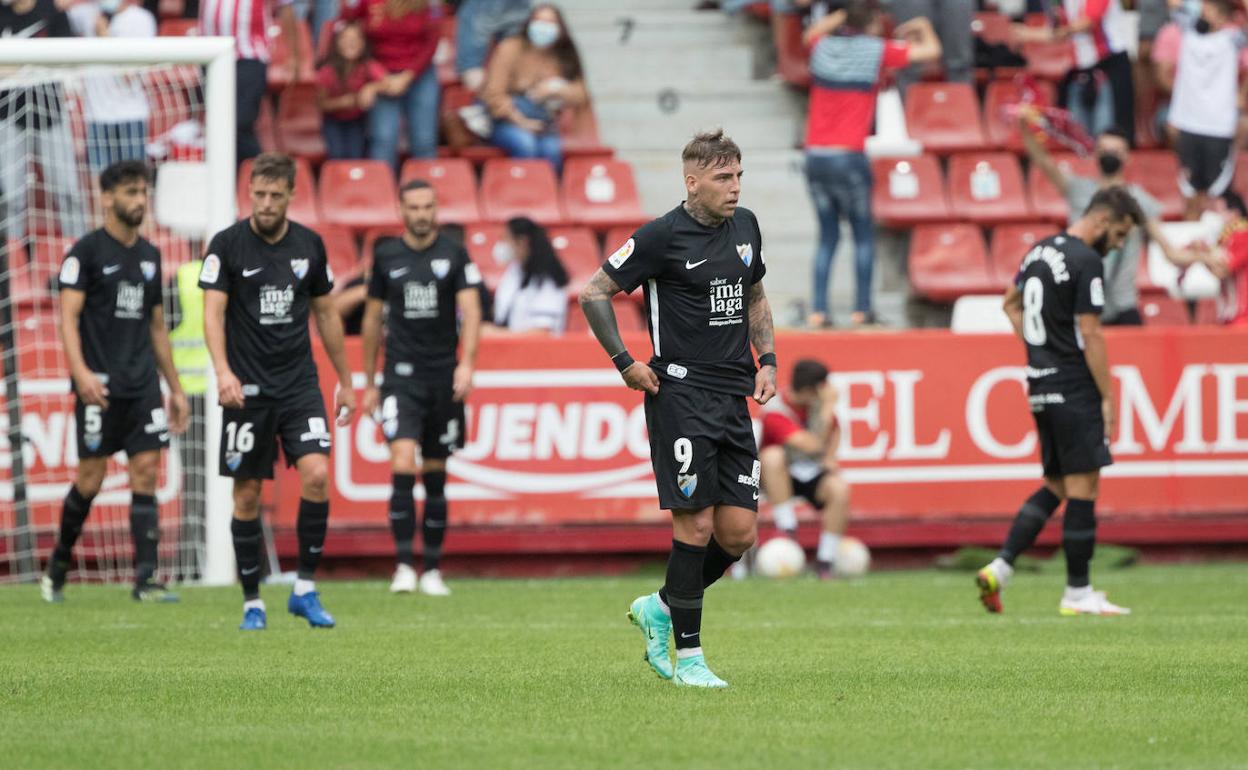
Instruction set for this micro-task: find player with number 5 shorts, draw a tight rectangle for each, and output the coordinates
[579,131,778,688]
[200,153,357,631]
[45,161,190,605]
[978,186,1143,617]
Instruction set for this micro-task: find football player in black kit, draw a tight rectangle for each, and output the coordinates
[580,130,777,688]
[977,186,1143,617]
[199,153,357,631]
[43,160,189,604]
[359,180,482,597]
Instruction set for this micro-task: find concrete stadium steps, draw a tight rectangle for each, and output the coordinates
[592,84,805,151]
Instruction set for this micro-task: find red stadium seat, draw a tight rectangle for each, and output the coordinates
[548,226,601,297]
[1125,150,1184,220]
[561,159,646,232]
[905,83,987,154]
[1027,153,1097,223]
[267,21,316,91]
[318,160,401,232]
[1193,299,1220,325]
[480,159,564,226]
[560,108,613,160]
[1023,41,1075,81]
[275,84,326,165]
[158,18,197,36]
[462,223,511,290]
[237,156,320,225]
[871,155,950,227]
[972,12,1011,45]
[948,152,1031,224]
[604,226,636,255]
[399,158,482,224]
[989,222,1059,289]
[255,96,277,154]
[316,225,361,285]
[774,12,810,88]
[908,224,995,302]
[984,78,1057,151]
[1140,296,1191,326]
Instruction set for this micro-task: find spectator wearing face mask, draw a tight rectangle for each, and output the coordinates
[1022,120,1221,324]
[1165,0,1245,219]
[67,0,157,177]
[491,216,569,333]
[481,3,587,171]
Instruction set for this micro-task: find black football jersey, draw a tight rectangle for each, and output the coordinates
[603,204,767,396]
[199,220,333,401]
[367,233,482,381]
[57,229,163,398]
[1014,233,1105,391]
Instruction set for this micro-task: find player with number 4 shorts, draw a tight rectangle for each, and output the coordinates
[359,180,483,597]
[580,131,778,688]
[978,186,1144,617]
[44,161,190,605]
[200,154,357,631]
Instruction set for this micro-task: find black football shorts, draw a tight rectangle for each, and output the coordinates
[378,375,465,460]
[645,380,759,512]
[1030,387,1113,478]
[76,388,169,459]
[218,387,330,479]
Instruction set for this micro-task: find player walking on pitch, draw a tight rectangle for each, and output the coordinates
[580,130,777,688]
[978,186,1142,616]
[44,160,189,603]
[200,153,356,630]
[360,181,483,596]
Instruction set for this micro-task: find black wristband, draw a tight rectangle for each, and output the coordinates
[759,352,777,368]
[611,350,635,373]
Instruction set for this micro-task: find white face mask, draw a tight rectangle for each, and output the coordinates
[527,20,561,49]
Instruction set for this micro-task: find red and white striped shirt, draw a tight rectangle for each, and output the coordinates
[199,0,292,62]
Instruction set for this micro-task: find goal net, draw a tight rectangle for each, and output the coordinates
[0,38,236,586]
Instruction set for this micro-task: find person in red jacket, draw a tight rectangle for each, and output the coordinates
[1205,191,1248,326]
[339,0,441,168]
[316,21,387,159]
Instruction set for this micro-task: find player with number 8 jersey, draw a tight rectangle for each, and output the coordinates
[579,131,778,688]
[199,154,357,630]
[977,186,1144,617]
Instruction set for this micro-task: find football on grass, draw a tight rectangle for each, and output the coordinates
[836,537,872,578]
[756,537,806,578]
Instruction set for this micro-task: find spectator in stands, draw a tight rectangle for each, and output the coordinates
[1206,190,1248,326]
[316,21,386,159]
[492,216,569,333]
[200,0,303,166]
[481,3,587,171]
[1136,0,1171,140]
[0,0,88,240]
[68,0,157,177]
[1011,0,1135,145]
[890,0,974,90]
[1022,118,1219,324]
[456,0,531,92]
[1165,0,1244,219]
[340,0,442,168]
[802,3,940,328]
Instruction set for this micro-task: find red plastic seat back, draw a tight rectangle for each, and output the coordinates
[948,152,1031,224]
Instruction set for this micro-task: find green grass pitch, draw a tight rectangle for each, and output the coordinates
[2,563,1246,769]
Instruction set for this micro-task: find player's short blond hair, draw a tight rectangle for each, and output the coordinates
[682,129,741,170]
[250,152,296,191]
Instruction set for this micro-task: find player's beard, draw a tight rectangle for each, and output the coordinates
[253,212,287,238]
[1091,232,1111,256]
[115,203,145,228]
[406,218,435,239]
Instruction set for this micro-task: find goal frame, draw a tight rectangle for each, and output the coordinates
[0,38,238,585]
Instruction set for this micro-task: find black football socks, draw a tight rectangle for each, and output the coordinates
[389,474,417,567]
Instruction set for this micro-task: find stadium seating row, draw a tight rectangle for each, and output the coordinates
[873,151,1185,227]
[237,157,647,234]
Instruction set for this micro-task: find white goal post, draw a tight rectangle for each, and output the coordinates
[0,38,237,586]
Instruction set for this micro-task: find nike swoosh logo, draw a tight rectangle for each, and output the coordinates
[242,267,263,277]
[389,268,409,278]
[102,265,122,275]
[241,566,260,575]
[685,259,708,270]
[2,20,47,38]
[309,546,323,554]
[753,491,760,501]
[158,433,171,442]
[680,632,698,639]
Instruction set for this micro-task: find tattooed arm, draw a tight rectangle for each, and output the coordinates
[579,268,659,394]
[749,282,777,405]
